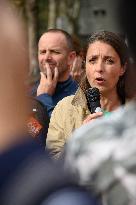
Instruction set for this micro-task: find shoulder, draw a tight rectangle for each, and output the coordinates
[51,95,77,120]
[29,80,39,97]
[50,95,75,120]
[54,95,75,109]
[65,76,78,90]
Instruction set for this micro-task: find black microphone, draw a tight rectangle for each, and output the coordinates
[85,87,102,113]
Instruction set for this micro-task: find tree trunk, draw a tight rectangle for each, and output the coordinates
[56,0,80,35]
[25,0,39,83]
[48,0,57,28]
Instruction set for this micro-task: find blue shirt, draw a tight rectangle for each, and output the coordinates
[31,76,78,117]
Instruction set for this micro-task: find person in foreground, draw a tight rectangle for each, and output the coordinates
[65,99,136,205]
[46,30,131,159]
[0,0,46,193]
[31,29,78,117]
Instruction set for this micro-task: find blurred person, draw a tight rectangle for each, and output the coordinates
[65,100,136,205]
[0,153,102,205]
[46,30,131,159]
[70,55,84,83]
[119,0,136,98]
[0,1,28,151]
[70,35,86,83]
[31,29,78,117]
[0,0,45,193]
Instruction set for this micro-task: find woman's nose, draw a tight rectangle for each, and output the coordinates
[95,61,104,72]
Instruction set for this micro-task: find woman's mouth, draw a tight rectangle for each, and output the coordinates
[95,77,105,84]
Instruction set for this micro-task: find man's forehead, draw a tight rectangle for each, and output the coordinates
[39,32,67,44]
[38,32,68,50]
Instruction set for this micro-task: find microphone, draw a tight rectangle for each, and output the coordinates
[85,87,102,113]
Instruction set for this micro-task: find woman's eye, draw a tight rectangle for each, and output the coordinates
[106,58,114,64]
[88,58,96,64]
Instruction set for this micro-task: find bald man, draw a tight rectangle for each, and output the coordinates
[32,29,78,117]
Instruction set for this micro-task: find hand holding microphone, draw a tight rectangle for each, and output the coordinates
[83,87,103,125]
[86,87,102,113]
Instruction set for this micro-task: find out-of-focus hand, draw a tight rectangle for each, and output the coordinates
[70,56,84,82]
[37,63,59,96]
[83,112,103,125]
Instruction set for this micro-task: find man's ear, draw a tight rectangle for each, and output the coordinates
[68,51,76,67]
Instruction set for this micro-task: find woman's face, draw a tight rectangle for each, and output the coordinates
[86,41,125,95]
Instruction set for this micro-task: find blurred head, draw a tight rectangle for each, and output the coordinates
[0,1,29,151]
[119,0,136,98]
[119,0,136,60]
[70,35,86,82]
[81,31,129,104]
[38,29,76,81]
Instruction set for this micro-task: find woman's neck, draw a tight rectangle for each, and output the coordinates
[100,90,121,112]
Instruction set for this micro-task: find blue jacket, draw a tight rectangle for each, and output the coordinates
[0,138,45,194]
[31,76,78,117]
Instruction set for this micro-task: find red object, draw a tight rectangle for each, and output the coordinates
[27,116,42,138]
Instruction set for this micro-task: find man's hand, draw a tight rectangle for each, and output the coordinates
[83,112,103,125]
[70,56,84,82]
[37,63,59,96]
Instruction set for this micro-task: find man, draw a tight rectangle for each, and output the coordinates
[32,29,78,117]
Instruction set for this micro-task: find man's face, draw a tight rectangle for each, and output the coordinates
[38,32,74,80]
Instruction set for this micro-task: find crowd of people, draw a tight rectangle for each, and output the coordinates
[0,0,136,204]
[46,30,130,159]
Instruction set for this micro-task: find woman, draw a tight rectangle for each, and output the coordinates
[46,30,130,159]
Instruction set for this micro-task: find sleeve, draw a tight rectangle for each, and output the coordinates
[36,94,54,117]
[46,96,75,159]
[46,100,66,160]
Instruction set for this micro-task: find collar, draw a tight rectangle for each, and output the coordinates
[71,87,86,106]
[72,88,90,116]
[57,76,74,88]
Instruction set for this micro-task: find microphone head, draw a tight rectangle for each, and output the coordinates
[86,87,101,113]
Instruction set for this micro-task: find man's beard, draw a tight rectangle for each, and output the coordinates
[41,66,59,79]
[41,64,55,75]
